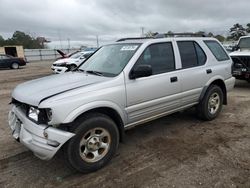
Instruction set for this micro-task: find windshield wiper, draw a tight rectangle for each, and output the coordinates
[76,69,85,72]
[86,70,103,76]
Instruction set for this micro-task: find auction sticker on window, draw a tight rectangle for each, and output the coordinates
[120,45,138,51]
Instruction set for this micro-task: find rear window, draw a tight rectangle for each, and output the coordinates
[177,41,206,69]
[204,40,229,61]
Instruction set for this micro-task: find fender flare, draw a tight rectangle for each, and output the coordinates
[62,101,126,125]
[199,76,227,104]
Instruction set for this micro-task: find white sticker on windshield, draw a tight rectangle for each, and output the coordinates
[120,45,138,51]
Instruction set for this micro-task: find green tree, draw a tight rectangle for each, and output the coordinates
[246,23,250,33]
[3,31,44,49]
[207,32,214,37]
[0,35,5,46]
[215,35,225,42]
[229,23,246,40]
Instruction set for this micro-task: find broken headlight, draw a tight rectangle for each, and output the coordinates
[45,108,52,122]
[28,106,40,122]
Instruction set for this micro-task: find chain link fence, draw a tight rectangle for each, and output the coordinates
[24,48,80,62]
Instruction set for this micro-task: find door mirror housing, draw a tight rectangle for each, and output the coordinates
[130,64,152,79]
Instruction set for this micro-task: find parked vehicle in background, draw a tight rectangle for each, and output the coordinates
[9,35,235,173]
[0,54,27,69]
[230,36,250,82]
[51,50,96,74]
[56,49,80,60]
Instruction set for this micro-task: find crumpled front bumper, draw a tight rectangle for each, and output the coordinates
[8,105,75,160]
[51,65,68,74]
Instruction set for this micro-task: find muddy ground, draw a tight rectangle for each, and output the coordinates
[0,62,250,188]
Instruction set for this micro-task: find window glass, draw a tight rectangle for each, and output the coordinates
[204,40,229,61]
[238,37,250,49]
[79,43,140,77]
[194,42,206,65]
[178,41,206,68]
[70,52,83,59]
[135,42,175,75]
[2,55,10,59]
[178,41,198,68]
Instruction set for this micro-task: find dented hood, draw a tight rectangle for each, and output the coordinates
[12,72,110,106]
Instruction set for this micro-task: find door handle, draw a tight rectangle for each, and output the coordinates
[206,69,212,74]
[170,76,178,83]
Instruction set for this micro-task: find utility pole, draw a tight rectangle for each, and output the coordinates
[141,27,145,37]
[96,35,99,48]
[67,38,70,49]
[58,29,62,49]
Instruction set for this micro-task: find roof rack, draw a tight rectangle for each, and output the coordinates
[116,32,207,42]
[158,32,207,38]
[116,37,153,42]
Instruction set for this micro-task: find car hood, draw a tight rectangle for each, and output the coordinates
[56,49,67,57]
[12,72,111,106]
[53,58,78,65]
[230,49,250,56]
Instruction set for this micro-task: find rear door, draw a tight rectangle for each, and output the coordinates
[174,40,208,106]
[125,42,182,124]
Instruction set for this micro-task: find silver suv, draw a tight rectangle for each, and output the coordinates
[8,36,235,173]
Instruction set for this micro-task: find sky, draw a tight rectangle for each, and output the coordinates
[0,0,249,48]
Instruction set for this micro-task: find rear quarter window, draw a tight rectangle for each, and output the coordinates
[204,40,229,61]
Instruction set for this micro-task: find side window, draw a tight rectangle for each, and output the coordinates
[194,43,206,65]
[135,42,175,75]
[204,40,229,61]
[177,41,206,69]
[2,55,9,59]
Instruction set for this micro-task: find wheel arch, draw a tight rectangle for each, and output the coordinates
[200,78,227,105]
[11,61,20,68]
[63,102,126,141]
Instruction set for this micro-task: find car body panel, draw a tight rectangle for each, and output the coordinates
[0,54,26,68]
[9,37,235,160]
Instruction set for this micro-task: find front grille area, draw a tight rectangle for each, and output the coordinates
[232,56,250,68]
[11,98,49,124]
[11,98,29,114]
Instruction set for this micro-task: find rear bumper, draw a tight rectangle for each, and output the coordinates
[225,77,235,92]
[8,105,75,160]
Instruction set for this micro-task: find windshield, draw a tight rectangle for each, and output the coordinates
[79,43,140,77]
[238,37,250,49]
[70,52,84,59]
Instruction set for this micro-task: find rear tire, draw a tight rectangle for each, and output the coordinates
[11,62,19,69]
[64,113,119,173]
[197,85,223,121]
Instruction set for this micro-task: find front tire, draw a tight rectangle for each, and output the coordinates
[64,113,119,173]
[197,85,223,121]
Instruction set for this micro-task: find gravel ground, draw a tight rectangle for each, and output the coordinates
[0,62,250,188]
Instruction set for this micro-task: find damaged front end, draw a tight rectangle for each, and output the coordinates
[231,56,250,82]
[8,98,75,160]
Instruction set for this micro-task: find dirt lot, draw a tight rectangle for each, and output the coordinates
[0,62,250,188]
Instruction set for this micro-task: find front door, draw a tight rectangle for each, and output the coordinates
[125,42,181,124]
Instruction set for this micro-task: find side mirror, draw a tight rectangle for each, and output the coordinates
[130,64,152,79]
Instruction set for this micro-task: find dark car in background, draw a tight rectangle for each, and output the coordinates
[0,54,27,69]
